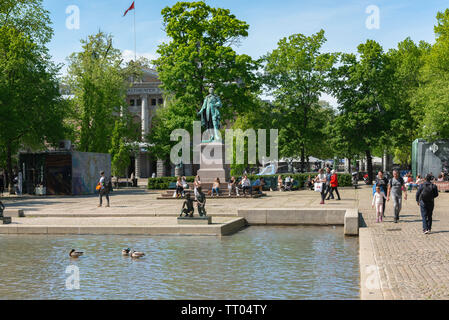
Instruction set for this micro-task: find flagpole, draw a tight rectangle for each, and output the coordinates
[133,4,137,61]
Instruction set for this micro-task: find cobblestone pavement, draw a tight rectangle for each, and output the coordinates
[357,186,449,300]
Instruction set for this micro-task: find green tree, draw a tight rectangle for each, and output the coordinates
[109,116,134,179]
[412,9,449,140]
[66,32,139,153]
[384,38,430,166]
[0,0,53,47]
[329,40,390,183]
[263,30,337,172]
[0,25,65,188]
[149,1,260,162]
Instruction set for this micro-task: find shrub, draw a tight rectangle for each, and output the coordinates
[147,176,195,190]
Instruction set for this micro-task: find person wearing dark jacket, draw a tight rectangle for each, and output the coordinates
[416,174,439,234]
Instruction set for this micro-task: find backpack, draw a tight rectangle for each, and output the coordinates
[420,183,434,202]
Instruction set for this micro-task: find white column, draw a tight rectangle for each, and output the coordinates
[141,95,149,137]
[344,158,350,173]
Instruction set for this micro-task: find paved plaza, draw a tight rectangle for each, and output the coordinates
[1,184,449,299]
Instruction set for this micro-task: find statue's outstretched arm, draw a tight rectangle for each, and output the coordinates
[198,98,207,115]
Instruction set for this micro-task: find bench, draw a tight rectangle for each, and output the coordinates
[168,182,177,189]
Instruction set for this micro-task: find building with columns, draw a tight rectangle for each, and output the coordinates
[126,68,165,178]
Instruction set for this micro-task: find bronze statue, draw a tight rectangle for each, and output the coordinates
[196,188,207,217]
[198,87,222,143]
[180,192,195,217]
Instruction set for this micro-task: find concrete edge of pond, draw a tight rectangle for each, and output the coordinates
[12,212,238,218]
[359,227,389,300]
[237,208,359,236]
[0,217,246,237]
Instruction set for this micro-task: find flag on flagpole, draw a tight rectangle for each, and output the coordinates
[123,1,135,17]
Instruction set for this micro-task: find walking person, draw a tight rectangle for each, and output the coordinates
[98,171,110,207]
[372,186,387,223]
[375,171,389,217]
[387,169,407,223]
[416,174,439,234]
[315,168,327,205]
[327,170,341,200]
[323,167,334,200]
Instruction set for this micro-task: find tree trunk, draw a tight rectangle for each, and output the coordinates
[348,157,352,173]
[366,150,373,185]
[301,104,309,173]
[6,143,14,194]
[300,144,305,173]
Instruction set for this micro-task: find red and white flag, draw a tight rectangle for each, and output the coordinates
[123,1,135,17]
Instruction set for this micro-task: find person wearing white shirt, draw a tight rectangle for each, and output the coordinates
[372,186,387,223]
[315,169,327,204]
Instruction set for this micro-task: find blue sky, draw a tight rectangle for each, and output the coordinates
[43,0,448,103]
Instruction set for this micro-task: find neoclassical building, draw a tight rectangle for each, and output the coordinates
[126,68,165,178]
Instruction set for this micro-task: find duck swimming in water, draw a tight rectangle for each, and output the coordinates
[69,249,84,258]
[122,248,131,256]
[130,250,145,259]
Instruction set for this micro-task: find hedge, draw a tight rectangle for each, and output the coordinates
[148,173,352,190]
[148,176,195,190]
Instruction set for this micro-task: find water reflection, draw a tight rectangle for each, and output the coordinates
[0,226,359,300]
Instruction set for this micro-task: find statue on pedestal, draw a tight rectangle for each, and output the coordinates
[198,87,222,143]
[196,188,207,217]
[180,193,195,217]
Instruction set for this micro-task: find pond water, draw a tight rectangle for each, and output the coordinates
[0,226,359,300]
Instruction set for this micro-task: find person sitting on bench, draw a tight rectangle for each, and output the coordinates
[278,175,284,191]
[240,175,252,196]
[228,176,239,196]
[211,178,220,197]
[284,176,292,191]
[252,177,265,194]
[176,176,184,198]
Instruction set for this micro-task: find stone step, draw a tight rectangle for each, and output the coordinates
[2,209,25,218]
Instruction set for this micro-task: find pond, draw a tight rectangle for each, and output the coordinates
[0,226,359,299]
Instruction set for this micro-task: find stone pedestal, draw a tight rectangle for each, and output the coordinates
[175,166,183,177]
[0,217,11,224]
[157,159,166,177]
[197,142,229,183]
[177,216,212,225]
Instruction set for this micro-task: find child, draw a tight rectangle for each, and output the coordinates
[372,186,387,223]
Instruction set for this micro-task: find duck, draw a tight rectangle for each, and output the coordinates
[69,249,84,258]
[122,248,131,256]
[130,250,145,259]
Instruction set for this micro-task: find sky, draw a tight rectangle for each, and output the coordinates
[43,0,449,105]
